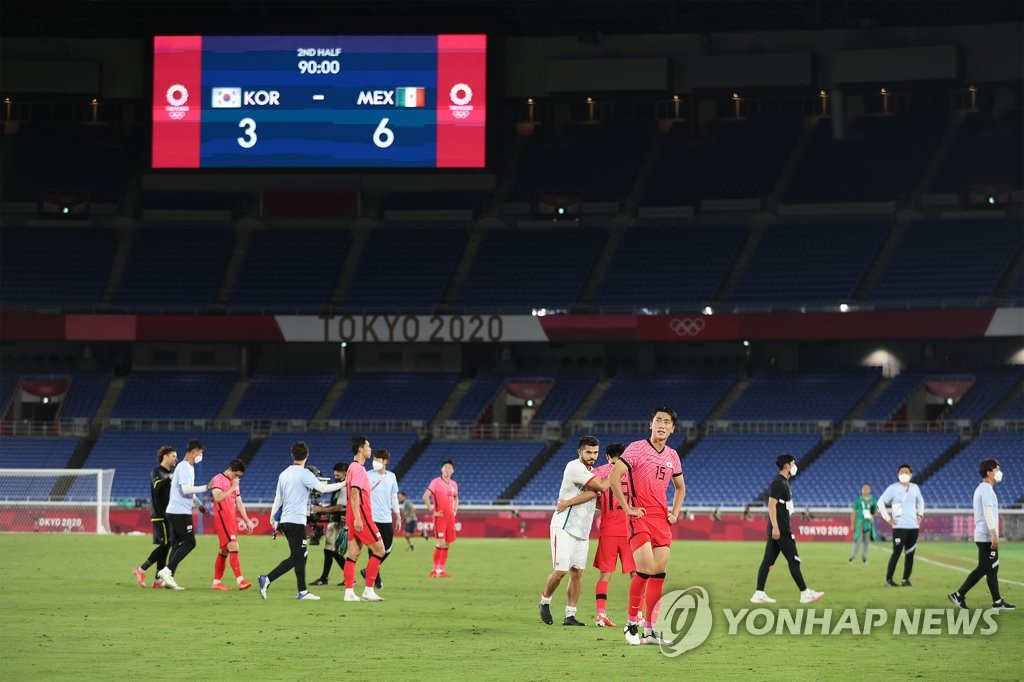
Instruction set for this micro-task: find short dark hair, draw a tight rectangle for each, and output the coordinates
[186,439,204,453]
[897,463,913,473]
[227,458,246,473]
[651,406,678,424]
[350,435,368,454]
[291,441,310,461]
[776,453,796,471]
[606,442,626,458]
[398,491,407,498]
[979,458,1000,479]
[442,458,455,469]
[374,448,391,461]
[578,435,600,449]
[333,461,347,473]
[157,445,176,462]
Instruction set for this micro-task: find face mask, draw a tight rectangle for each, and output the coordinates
[789,463,798,476]
[994,470,1003,483]
[898,473,911,484]
[372,460,384,471]
[194,454,203,464]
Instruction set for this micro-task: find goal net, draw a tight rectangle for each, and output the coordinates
[0,468,115,534]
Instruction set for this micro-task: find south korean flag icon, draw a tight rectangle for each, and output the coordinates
[211,87,242,108]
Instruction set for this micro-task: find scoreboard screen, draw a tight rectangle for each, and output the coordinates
[151,34,487,169]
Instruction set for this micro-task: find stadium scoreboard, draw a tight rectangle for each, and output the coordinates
[151,34,486,169]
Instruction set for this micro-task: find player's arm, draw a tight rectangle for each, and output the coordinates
[609,459,643,518]
[668,472,684,523]
[452,492,458,517]
[391,489,401,526]
[916,489,925,524]
[877,489,892,523]
[767,497,781,539]
[210,477,238,503]
[556,489,598,513]
[270,491,282,530]
[350,487,363,531]
[983,495,999,549]
[422,488,435,515]
[314,480,344,493]
[235,495,256,531]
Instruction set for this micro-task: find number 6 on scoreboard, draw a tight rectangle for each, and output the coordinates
[373,117,394,149]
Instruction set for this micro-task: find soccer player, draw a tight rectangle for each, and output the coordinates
[539,435,609,626]
[750,453,824,606]
[608,408,685,645]
[132,445,177,588]
[209,458,256,591]
[423,458,459,578]
[362,448,401,589]
[156,439,211,590]
[309,462,347,587]
[848,483,878,564]
[877,464,925,587]
[342,435,387,602]
[949,459,1016,610]
[399,491,418,551]
[590,442,633,627]
[258,441,344,601]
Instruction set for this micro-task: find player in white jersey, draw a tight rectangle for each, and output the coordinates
[538,435,611,626]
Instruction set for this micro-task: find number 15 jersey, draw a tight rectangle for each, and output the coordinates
[620,439,682,520]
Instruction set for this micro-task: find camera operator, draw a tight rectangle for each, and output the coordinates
[257,441,344,601]
[310,462,348,587]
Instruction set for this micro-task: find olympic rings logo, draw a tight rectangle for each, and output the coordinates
[669,318,706,336]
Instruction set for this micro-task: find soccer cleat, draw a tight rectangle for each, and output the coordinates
[992,599,1016,610]
[152,580,165,589]
[641,631,670,645]
[297,591,321,600]
[750,590,776,604]
[428,571,438,578]
[238,580,252,590]
[408,545,416,552]
[800,589,825,603]
[623,622,641,646]
[344,590,363,602]
[257,575,270,600]
[539,602,553,625]
[132,567,146,587]
[901,579,913,587]
[309,578,329,586]
[595,614,617,628]
[211,582,231,591]
[885,580,899,587]
[157,567,180,590]
[563,615,586,626]
[948,592,967,610]
[437,571,452,578]
[361,588,384,601]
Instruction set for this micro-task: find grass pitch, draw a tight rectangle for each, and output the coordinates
[1,534,1021,681]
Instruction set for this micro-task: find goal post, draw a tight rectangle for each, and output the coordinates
[0,468,115,534]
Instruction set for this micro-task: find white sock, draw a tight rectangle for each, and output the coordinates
[565,606,577,618]
[236,576,245,584]
[539,595,552,605]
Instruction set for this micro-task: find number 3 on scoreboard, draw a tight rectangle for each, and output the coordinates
[237,117,257,149]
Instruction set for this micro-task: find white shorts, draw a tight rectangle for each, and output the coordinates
[550,526,589,571]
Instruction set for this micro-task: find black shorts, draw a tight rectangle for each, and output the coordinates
[151,518,170,545]
[404,519,417,534]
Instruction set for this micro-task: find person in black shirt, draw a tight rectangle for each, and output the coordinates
[132,446,178,588]
[750,454,825,604]
[309,462,347,587]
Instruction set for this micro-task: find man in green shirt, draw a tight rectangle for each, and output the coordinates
[849,484,878,564]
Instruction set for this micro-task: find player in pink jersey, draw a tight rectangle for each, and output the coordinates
[608,407,685,646]
[588,442,634,627]
[343,435,386,602]
[423,459,459,577]
[209,459,256,591]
